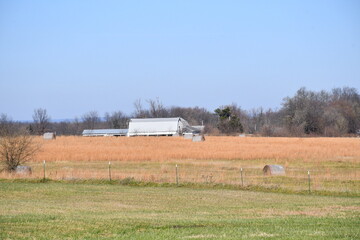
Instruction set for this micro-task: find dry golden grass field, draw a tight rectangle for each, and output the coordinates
[35,136,360,162]
[2,136,359,193]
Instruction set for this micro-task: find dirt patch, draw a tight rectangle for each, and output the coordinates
[249,232,278,238]
[183,234,224,239]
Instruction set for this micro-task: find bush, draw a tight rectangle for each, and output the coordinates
[0,131,39,172]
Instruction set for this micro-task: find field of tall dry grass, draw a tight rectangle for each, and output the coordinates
[34,136,360,162]
[2,136,359,193]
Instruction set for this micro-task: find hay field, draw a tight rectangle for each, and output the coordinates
[34,136,360,162]
[2,136,359,193]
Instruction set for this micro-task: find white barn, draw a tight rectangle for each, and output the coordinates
[128,117,199,136]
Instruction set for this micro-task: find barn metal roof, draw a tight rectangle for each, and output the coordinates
[130,117,183,122]
[82,129,128,136]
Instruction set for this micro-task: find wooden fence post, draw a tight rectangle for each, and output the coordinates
[108,162,112,181]
[176,164,179,186]
[240,168,244,187]
[308,170,311,193]
[43,160,46,180]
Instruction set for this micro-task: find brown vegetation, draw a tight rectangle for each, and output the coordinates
[1,136,358,193]
[33,136,360,162]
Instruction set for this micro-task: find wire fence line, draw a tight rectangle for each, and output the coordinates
[4,161,358,194]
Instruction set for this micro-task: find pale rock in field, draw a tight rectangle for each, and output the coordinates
[15,166,32,175]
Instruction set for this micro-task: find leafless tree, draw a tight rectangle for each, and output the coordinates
[0,113,14,136]
[282,88,326,135]
[105,111,129,128]
[32,108,51,135]
[280,87,360,136]
[52,120,76,136]
[133,98,169,118]
[330,87,360,134]
[147,97,168,118]
[82,111,100,129]
[133,99,147,118]
[0,130,40,172]
[322,108,348,136]
[72,117,83,135]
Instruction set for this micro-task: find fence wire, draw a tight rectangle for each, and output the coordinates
[3,161,359,194]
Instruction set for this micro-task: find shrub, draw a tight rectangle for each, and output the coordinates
[0,131,39,172]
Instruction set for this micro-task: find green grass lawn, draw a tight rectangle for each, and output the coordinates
[0,181,359,239]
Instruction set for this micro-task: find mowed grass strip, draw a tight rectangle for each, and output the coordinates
[0,182,359,239]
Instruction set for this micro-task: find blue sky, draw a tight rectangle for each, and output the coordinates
[0,0,359,121]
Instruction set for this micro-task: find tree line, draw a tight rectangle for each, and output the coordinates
[1,87,360,137]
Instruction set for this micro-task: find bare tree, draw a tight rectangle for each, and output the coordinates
[32,108,51,135]
[0,130,40,172]
[104,111,129,129]
[133,99,149,118]
[323,108,348,136]
[0,113,14,136]
[52,120,75,136]
[82,111,100,129]
[147,97,168,118]
[280,87,360,136]
[72,117,83,135]
[331,87,360,134]
[282,88,326,135]
[168,106,217,127]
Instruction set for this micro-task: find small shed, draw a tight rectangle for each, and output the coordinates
[192,135,205,142]
[43,132,56,140]
[263,165,285,175]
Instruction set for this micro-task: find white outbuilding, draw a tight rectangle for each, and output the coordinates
[128,117,199,136]
[43,132,56,140]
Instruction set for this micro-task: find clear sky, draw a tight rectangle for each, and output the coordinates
[0,0,359,121]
